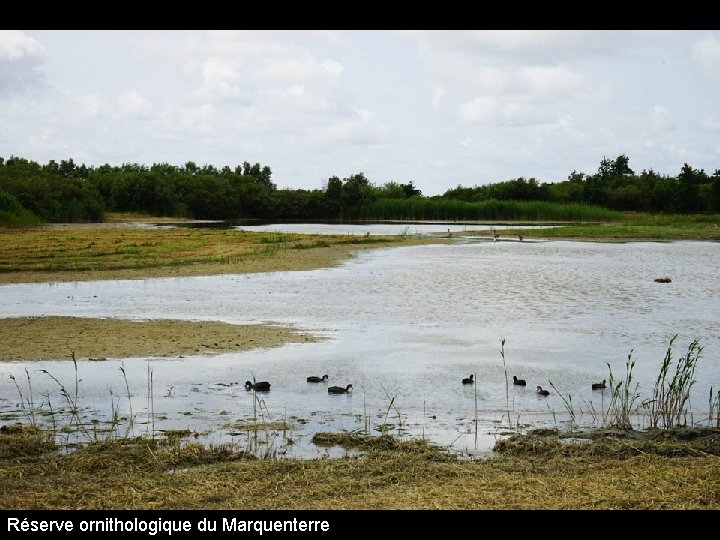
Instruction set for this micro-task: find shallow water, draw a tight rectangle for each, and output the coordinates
[1,235,718,457]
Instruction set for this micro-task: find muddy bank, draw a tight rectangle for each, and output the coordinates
[0,316,319,361]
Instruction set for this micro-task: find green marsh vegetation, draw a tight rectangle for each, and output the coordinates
[2,153,719,228]
[0,226,426,283]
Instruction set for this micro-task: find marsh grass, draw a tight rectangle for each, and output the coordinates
[0,227,422,283]
[606,351,642,430]
[242,373,287,459]
[3,426,719,509]
[0,424,56,459]
[356,198,622,222]
[549,382,577,429]
[9,369,37,428]
[499,338,511,429]
[710,388,720,428]
[647,336,702,429]
[516,213,720,241]
[494,427,720,459]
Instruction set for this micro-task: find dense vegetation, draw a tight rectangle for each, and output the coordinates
[1,154,719,227]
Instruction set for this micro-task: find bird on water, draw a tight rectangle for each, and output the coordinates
[462,374,474,385]
[328,384,353,394]
[536,386,550,396]
[245,380,271,391]
[307,374,329,383]
[513,375,527,386]
[592,380,607,390]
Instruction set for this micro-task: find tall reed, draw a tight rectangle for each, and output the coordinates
[9,369,37,427]
[606,351,641,430]
[549,382,577,429]
[647,336,702,429]
[710,387,720,428]
[119,362,135,436]
[499,338,511,428]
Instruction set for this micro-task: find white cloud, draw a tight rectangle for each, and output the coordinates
[403,30,648,66]
[459,96,496,123]
[651,105,675,130]
[0,30,44,62]
[0,30,45,95]
[118,91,153,118]
[322,59,344,76]
[432,86,445,108]
[518,65,583,96]
[459,96,541,125]
[3,30,719,194]
[691,35,720,78]
[287,84,304,96]
[702,116,720,131]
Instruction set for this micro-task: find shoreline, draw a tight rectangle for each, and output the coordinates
[2,218,719,509]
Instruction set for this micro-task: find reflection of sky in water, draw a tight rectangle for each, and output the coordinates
[231,222,558,236]
[1,240,718,456]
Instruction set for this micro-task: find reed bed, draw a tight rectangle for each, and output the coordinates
[356,198,622,222]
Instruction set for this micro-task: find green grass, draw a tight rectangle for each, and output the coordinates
[511,213,720,241]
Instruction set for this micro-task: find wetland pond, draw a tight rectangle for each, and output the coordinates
[1,223,718,458]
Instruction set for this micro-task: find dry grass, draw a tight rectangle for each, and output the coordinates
[494,427,720,458]
[0,225,438,284]
[1,429,718,509]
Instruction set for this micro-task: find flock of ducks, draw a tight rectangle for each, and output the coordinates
[245,375,353,395]
[463,374,608,395]
[246,373,608,397]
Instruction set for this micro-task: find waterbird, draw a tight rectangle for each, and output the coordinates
[536,386,550,396]
[307,374,329,383]
[328,384,353,394]
[245,380,271,391]
[592,379,607,390]
[462,374,474,385]
[513,376,527,386]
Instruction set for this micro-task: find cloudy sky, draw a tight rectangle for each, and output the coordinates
[1,30,719,195]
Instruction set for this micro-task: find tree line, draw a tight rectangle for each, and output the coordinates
[1,154,719,227]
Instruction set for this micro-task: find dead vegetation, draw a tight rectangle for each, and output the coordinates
[1,427,719,509]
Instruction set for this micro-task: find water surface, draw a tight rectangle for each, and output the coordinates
[1,236,718,457]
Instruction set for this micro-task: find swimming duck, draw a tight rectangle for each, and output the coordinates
[462,374,474,385]
[245,380,271,391]
[513,376,527,386]
[328,384,353,394]
[307,374,329,383]
[592,380,607,390]
[536,386,550,396]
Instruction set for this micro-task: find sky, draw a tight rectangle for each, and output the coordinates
[1,30,719,195]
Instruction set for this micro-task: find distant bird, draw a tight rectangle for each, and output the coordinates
[245,380,271,391]
[307,374,329,383]
[462,374,474,385]
[518,234,524,242]
[536,386,550,396]
[592,379,607,390]
[513,375,527,386]
[328,384,353,394]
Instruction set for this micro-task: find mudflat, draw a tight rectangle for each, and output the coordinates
[0,316,319,361]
